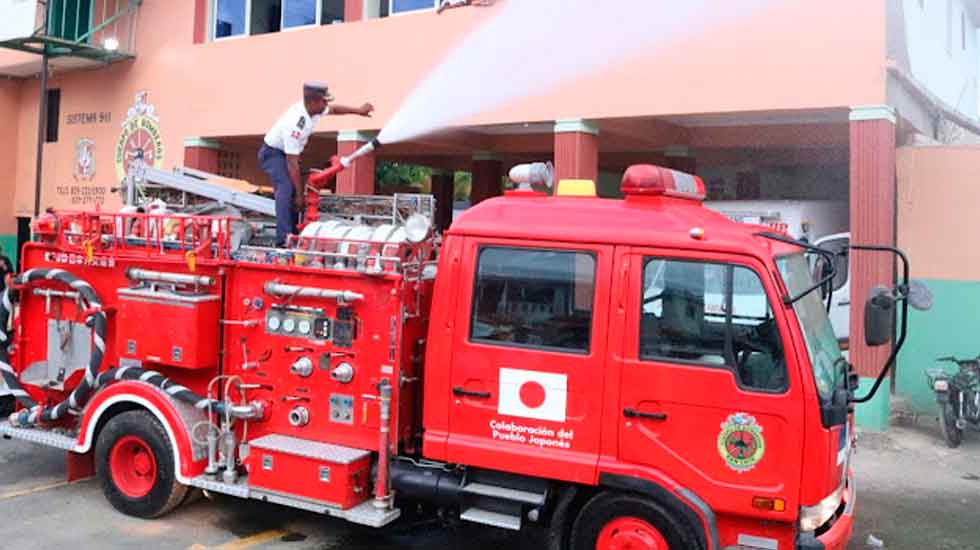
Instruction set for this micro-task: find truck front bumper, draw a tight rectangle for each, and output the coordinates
[797,473,855,550]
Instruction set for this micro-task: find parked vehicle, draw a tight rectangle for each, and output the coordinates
[927,355,980,448]
[706,201,851,344]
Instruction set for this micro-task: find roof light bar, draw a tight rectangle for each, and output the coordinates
[621,164,706,202]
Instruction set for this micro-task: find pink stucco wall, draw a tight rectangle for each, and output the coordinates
[2,0,888,216]
[897,145,980,281]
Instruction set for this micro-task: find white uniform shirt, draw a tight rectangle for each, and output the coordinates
[263,101,328,155]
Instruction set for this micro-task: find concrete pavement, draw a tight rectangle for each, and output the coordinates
[0,419,977,550]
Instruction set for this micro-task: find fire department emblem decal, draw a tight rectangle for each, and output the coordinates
[73,138,95,182]
[115,91,164,181]
[717,412,765,473]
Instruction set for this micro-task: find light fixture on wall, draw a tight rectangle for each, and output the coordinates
[103,37,119,51]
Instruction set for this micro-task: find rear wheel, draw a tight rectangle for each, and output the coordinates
[96,410,187,518]
[570,493,700,550]
[939,401,963,448]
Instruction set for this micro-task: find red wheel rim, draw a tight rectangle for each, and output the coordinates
[597,517,669,550]
[109,435,158,498]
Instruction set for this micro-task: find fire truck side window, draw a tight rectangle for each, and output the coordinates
[470,247,596,353]
[640,258,788,392]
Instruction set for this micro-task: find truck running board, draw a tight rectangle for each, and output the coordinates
[187,474,402,528]
[460,507,522,531]
[0,421,79,451]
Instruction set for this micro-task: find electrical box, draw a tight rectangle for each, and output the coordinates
[246,434,372,510]
[116,287,221,369]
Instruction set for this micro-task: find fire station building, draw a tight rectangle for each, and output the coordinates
[0,0,979,429]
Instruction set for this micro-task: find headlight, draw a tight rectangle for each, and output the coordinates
[934,380,950,392]
[799,486,843,532]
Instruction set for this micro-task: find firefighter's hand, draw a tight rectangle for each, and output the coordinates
[359,103,374,117]
[294,195,305,212]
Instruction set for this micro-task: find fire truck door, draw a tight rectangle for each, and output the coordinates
[617,249,805,516]
[445,239,612,484]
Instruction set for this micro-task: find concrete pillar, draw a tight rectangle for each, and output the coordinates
[183,138,221,173]
[662,146,697,174]
[849,104,897,431]
[470,152,503,205]
[430,169,455,232]
[337,130,376,195]
[554,119,599,184]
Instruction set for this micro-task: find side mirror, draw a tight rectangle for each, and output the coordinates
[908,280,934,311]
[864,286,894,347]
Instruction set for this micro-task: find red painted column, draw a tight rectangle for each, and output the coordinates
[430,169,455,231]
[554,119,599,184]
[183,138,221,173]
[193,0,209,44]
[337,131,376,195]
[345,0,365,21]
[470,153,502,205]
[849,106,897,380]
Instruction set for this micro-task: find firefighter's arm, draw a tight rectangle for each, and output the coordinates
[286,154,304,210]
[327,102,374,117]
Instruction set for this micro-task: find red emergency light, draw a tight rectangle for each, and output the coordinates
[621,164,706,202]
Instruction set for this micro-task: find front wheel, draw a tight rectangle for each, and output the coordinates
[96,410,188,518]
[570,493,701,550]
[938,401,963,448]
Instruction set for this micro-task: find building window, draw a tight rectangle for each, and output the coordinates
[282,0,316,28]
[470,247,596,354]
[213,0,345,40]
[947,0,953,56]
[214,0,247,39]
[46,89,61,143]
[390,0,438,14]
[963,11,968,51]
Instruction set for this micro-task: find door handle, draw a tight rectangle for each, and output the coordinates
[453,386,492,399]
[624,408,668,421]
[838,300,851,306]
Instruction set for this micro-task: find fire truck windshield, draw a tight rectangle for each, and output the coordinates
[776,253,843,401]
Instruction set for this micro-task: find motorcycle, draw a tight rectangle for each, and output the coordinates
[926,355,980,448]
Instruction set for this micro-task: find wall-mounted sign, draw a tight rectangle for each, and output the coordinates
[73,138,95,182]
[66,112,112,125]
[115,91,164,181]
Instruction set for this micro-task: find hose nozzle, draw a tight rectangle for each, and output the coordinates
[342,137,383,167]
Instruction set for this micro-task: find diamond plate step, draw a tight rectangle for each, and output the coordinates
[462,482,546,506]
[188,475,251,499]
[0,421,78,451]
[460,507,522,531]
[248,434,370,464]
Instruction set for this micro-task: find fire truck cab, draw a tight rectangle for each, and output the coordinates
[0,163,911,550]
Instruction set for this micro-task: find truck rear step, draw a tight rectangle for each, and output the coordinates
[460,507,522,531]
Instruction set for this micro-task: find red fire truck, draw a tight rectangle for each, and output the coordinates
[0,162,920,550]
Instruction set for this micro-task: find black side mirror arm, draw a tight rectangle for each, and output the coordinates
[850,244,910,404]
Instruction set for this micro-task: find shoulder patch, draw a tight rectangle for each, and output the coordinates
[297,116,306,130]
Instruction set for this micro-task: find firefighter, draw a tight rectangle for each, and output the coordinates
[259,82,374,247]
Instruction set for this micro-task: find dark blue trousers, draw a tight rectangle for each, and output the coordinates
[258,144,297,247]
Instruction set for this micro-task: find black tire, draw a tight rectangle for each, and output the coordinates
[95,410,188,518]
[939,401,963,448]
[570,492,701,550]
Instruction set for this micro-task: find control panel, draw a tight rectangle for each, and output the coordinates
[265,306,332,341]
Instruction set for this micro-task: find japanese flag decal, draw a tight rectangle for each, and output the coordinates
[498,368,568,422]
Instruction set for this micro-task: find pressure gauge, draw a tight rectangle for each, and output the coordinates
[282,318,296,333]
[267,316,281,332]
[298,319,312,335]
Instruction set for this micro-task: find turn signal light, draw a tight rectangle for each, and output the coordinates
[752,496,786,512]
